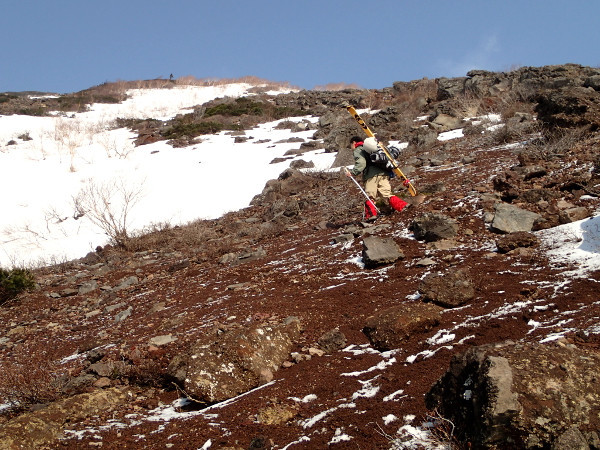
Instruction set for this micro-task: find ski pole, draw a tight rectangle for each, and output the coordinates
[344,168,380,213]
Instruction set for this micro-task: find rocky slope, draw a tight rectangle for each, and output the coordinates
[1,64,600,449]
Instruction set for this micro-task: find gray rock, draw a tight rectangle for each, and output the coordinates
[149,334,177,346]
[552,426,589,450]
[114,276,139,291]
[416,258,436,267]
[330,148,354,168]
[559,207,589,224]
[59,288,78,297]
[330,234,354,245]
[362,236,404,268]
[114,306,132,322]
[409,127,438,148]
[431,114,464,131]
[490,202,543,233]
[78,280,98,295]
[87,362,114,377]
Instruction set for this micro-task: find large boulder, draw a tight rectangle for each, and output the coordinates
[169,320,301,403]
[430,113,464,132]
[363,303,443,351]
[330,147,354,168]
[425,341,600,448]
[535,85,600,129]
[490,202,543,233]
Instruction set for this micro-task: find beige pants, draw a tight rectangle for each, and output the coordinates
[365,174,392,200]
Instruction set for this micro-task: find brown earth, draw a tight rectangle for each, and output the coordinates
[1,65,600,449]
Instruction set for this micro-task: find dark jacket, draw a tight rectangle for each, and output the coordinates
[350,145,389,180]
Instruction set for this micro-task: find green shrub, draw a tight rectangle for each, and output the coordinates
[17,107,46,116]
[162,121,224,139]
[205,97,265,117]
[0,267,36,305]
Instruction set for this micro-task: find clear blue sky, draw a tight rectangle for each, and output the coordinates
[2,0,599,94]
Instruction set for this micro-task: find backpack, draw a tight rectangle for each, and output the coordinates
[362,137,401,170]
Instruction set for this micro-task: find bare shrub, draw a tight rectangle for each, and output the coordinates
[0,359,68,415]
[73,178,145,247]
[423,409,460,449]
[98,133,135,159]
[54,118,83,171]
[522,126,591,163]
[490,123,519,145]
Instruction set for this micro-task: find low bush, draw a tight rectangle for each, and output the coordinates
[204,97,303,121]
[0,357,69,416]
[0,267,36,305]
[205,97,264,117]
[162,121,224,139]
[0,93,18,104]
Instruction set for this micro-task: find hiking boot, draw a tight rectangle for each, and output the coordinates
[364,200,378,220]
[389,195,408,212]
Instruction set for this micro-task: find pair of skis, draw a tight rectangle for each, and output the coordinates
[346,105,418,197]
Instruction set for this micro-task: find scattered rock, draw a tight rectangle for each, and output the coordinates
[317,329,347,353]
[490,202,543,233]
[363,303,444,351]
[0,388,132,449]
[559,207,589,224]
[362,236,404,268]
[410,213,458,242]
[419,269,475,308]
[78,280,98,295]
[415,258,436,267]
[149,334,177,346]
[114,306,133,322]
[496,231,539,253]
[114,276,139,291]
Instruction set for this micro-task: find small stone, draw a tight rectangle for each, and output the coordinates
[308,347,324,357]
[416,258,436,267]
[259,369,273,384]
[93,377,112,388]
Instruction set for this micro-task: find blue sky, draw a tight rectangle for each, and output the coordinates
[2,0,599,94]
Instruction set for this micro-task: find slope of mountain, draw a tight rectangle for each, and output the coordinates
[1,65,600,449]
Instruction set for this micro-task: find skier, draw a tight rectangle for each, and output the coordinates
[344,135,408,220]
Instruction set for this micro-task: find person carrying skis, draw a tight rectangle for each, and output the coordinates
[344,135,408,220]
